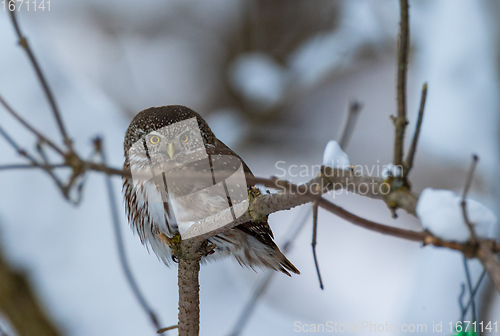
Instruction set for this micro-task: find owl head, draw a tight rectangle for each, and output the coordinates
[124,105,216,170]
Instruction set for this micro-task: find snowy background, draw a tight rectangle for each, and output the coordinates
[0,0,499,335]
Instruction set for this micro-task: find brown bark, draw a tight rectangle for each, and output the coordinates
[177,239,202,336]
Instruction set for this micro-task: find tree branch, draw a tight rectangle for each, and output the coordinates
[0,163,66,171]
[97,138,164,334]
[338,100,362,149]
[404,83,427,176]
[177,240,202,336]
[8,8,71,149]
[477,241,500,292]
[311,202,324,290]
[393,0,410,168]
[158,234,215,336]
[461,155,479,244]
[462,257,477,324]
[0,94,63,155]
[228,206,312,336]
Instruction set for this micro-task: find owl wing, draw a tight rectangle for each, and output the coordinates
[205,139,253,178]
[207,139,275,241]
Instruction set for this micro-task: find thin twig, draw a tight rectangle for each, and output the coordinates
[97,138,164,334]
[458,283,466,322]
[228,272,274,336]
[3,155,494,258]
[393,0,410,167]
[8,9,71,149]
[1,123,77,202]
[477,241,500,293]
[228,205,312,336]
[338,101,362,149]
[35,140,68,199]
[462,257,477,324]
[231,104,361,335]
[157,325,178,334]
[0,94,63,155]
[461,155,479,244]
[311,202,324,290]
[404,83,427,176]
[461,269,486,322]
[0,124,40,166]
[2,147,499,286]
[0,163,66,171]
[462,155,479,200]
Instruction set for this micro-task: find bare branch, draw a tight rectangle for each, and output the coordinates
[231,100,362,334]
[0,163,66,171]
[462,270,486,320]
[461,155,479,243]
[462,257,477,324]
[228,206,312,336]
[157,325,178,334]
[8,9,71,149]
[174,239,215,336]
[35,141,68,199]
[0,124,40,167]
[338,100,363,149]
[97,138,164,334]
[3,156,496,259]
[462,155,479,200]
[177,250,201,336]
[458,283,466,321]
[477,241,500,292]
[0,94,63,155]
[311,202,324,290]
[393,0,410,167]
[404,83,427,176]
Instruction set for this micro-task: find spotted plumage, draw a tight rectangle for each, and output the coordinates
[123,105,299,276]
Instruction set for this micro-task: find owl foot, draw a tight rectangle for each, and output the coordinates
[157,233,216,260]
[198,241,216,257]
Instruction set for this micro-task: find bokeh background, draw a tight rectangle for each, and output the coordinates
[1,0,499,335]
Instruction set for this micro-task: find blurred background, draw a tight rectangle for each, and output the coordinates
[0,0,499,335]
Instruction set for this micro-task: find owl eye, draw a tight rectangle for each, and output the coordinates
[149,135,160,145]
[180,134,189,143]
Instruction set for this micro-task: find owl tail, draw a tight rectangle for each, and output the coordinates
[275,250,300,276]
[230,221,300,276]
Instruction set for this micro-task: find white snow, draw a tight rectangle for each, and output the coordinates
[322,140,350,169]
[416,188,497,243]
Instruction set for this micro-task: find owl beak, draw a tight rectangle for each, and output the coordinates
[166,142,175,159]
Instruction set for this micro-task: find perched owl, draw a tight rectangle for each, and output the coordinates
[123,105,299,276]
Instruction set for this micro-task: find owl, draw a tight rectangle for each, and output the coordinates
[122,105,299,276]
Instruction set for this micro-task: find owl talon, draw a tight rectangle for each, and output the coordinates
[198,241,216,257]
[204,244,216,256]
